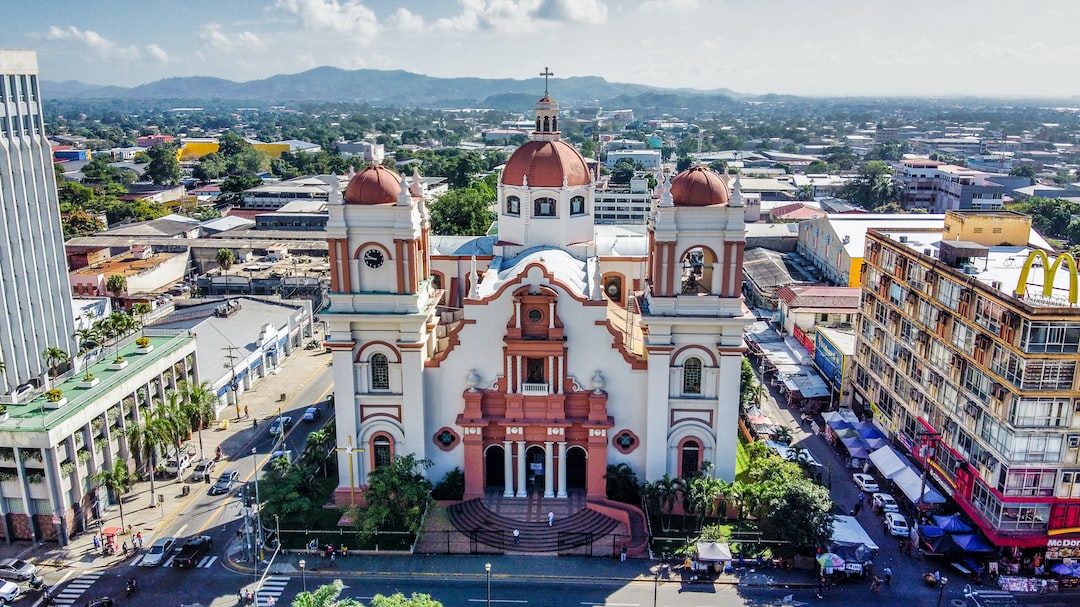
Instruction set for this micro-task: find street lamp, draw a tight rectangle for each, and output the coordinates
[299,559,306,592]
[936,575,949,607]
[485,563,492,607]
[653,571,659,607]
[251,448,262,556]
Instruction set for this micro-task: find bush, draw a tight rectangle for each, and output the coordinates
[46,389,63,402]
[136,337,150,348]
[431,467,465,500]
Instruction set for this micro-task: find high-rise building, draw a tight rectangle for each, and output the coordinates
[0,50,76,399]
[852,210,1080,550]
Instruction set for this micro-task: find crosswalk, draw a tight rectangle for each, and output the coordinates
[258,576,291,604]
[51,571,104,606]
[128,553,219,568]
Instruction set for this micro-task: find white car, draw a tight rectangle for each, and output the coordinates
[852,473,879,493]
[872,492,899,513]
[164,452,193,475]
[0,580,20,602]
[268,416,293,436]
[884,512,910,537]
[141,537,175,566]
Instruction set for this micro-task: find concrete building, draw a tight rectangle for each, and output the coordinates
[896,158,1006,212]
[605,149,661,170]
[324,88,752,508]
[851,210,1080,551]
[0,50,77,400]
[593,178,654,225]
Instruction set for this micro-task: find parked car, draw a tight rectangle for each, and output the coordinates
[852,473,879,493]
[209,470,240,495]
[302,406,320,422]
[872,492,899,513]
[173,535,213,569]
[884,512,910,537]
[268,416,293,436]
[192,459,216,482]
[0,580,19,602]
[163,452,193,475]
[85,597,114,607]
[141,537,176,567]
[0,558,35,581]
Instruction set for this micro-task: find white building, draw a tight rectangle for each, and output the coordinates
[323,89,752,510]
[605,149,662,170]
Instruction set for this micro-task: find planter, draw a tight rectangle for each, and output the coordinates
[135,345,154,354]
[108,360,128,371]
[44,397,68,410]
[0,412,8,423]
[78,377,100,389]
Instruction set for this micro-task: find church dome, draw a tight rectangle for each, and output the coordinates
[501,140,591,188]
[343,165,401,205]
[669,166,729,207]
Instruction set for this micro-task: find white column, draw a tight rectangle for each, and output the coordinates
[515,439,527,497]
[503,440,514,498]
[645,349,672,482]
[349,259,360,291]
[557,441,568,498]
[399,348,427,461]
[543,441,555,498]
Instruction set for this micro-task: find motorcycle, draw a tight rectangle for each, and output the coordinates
[126,579,137,596]
[305,340,319,350]
[29,576,45,591]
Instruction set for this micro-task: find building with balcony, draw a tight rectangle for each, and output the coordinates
[896,159,1006,212]
[850,210,1080,551]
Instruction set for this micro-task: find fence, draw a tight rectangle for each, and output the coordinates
[416,529,649,558]
[276,527,413,553]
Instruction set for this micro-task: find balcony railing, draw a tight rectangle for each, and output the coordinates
[521,383,550,396]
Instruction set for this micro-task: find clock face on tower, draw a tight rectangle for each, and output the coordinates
[363,248,385,268]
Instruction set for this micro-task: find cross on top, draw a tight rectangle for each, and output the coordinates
[540,67,554,96]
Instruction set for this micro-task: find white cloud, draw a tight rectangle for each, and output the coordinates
[44,25,139,60]
[536,0,608,24]
[146,44,169,62]
[428,0,606,33]
[199,23,265,51]
[388,8,426,33]
[638,0,699,11]
[275,0,378,38]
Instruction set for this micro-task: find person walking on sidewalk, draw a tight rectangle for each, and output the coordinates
[817,577,825,599]
[883,565,892,585]
[548,511,555,527]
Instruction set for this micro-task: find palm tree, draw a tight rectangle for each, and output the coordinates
[105,274,127,308]
[646,474,680,532]
[746,382,766,407]
[125,419,163,505]
[42,347,70,388]
[216,248,235,295]
[93,460,131,531]
[131,302,151,336]
[151,391,190,480]
[773,426,793,445]
[179,380,218,461]
[798,184,814,201]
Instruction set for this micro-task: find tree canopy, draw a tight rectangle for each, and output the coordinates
[349,453,433,539]
[144,144,181,185]
[429,185,495,236]
[838,161,899,210]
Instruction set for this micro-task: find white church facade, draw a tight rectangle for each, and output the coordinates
[323,87,752,507]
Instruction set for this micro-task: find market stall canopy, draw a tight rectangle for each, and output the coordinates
[920,525,945,538]
[892,467,946,504]
[868,446,909,479]
[934,515,974,534]
[948,533,994,553]
[763,439,823,467]
[831,514,879,551]
[696,541,733,562]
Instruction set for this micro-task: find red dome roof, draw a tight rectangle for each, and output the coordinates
[501,140,591,188]
[669,166,729,207]
[343,165,401,205]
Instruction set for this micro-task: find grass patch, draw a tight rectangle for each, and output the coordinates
[735,435,751,483]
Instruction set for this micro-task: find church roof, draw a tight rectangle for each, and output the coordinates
[670,166,729,207]
[343,165,400,205]
[594,225,648,256]
[478,247,588,299]
[429,235,496,256]
[501,140,591,188]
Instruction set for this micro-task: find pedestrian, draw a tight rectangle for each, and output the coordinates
[513,528,520,544]
[330,552,336,567]
[857,491,865,503]
[817,577,825,599]
[238,591,244,604]
[548,511,555,527]
[244,405,249,418]
[267,598,276,607]
[253,418,258,428]
[865,559,873,578]
[933,570,941,585]
[93,535,100,551]
[870,576,882,592]
[852,501,862,516]
[883,565,892,585]
[898,539,905,554]
[122,542,129,556]
[342,544,348,557]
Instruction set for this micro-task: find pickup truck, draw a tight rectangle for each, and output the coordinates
[173,535,213,569]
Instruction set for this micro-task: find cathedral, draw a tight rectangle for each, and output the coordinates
[323,85,752,508]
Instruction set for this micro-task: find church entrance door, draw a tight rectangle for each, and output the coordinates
[484,445,505,491]
[525,445,546,493]
[566,446,587,490]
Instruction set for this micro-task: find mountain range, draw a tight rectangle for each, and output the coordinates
[40,66,746,109]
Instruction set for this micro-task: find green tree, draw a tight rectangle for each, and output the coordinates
[92,460,131,531]
[180,380,219,461]
[81,155,128,184]
[125,417,163,503]
[1008,196,1076,240]
[644,474,680,531]
[217,131,251,157]
[739,358,756,405]
[764,479,833,555]
[42,346,70,388]
[291,580,364,607]
[676,155,693,172]
[62,210,105,238]
[429,188,494,236]
[144,145,181,185]
[105,274,127,307]
[838,161,899,209]
[610,158,637,184]
[192,152,227,181]
[349,453,433,539]
[806,159,828,174]
[604,463,641,505]
[216,248,235,295]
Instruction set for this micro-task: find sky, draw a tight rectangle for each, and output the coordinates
[3,0,1079,98]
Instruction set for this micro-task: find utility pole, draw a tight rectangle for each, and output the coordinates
[222,345,242,420]
[915,430,942,511]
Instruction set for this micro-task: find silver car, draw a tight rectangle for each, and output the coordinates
[0,558,34,581]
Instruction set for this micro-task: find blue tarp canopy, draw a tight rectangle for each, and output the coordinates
[948,533,994,553]
[920,525,945,538]
[933,515,974,534]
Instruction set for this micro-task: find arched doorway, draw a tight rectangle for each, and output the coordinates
[484,445,505,491]
[525,445,546,494]
[566,446,587,491]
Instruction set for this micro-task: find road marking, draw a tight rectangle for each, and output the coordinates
[255,576,291,602]
[467,600,528,604]
[581,604,639,606]
[51,571,103,606]
[175,524,188,537]
[199,556,218,568]
[129,555,144,567]
[163,555,177,567]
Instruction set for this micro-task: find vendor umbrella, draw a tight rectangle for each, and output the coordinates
[817,553,845,569]
[1052,563,1079,576]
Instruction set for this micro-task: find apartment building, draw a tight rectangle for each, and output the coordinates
[593,178,654,225]
[896,159,1006,212]
[851,210,1080,549]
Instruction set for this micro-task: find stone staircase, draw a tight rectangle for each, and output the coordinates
[446,495,622,554]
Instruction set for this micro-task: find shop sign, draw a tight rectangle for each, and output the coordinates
[928,467,955,498]
[1047,537,1080,560]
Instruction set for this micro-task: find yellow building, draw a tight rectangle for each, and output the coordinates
[943,209,1031,247]
[180,137,313,160]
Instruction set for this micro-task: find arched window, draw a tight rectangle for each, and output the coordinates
[552,117,558,131]
[683,357,702,394]
[370,353,389,390]
[373,435,393,469]
[681,440,700,477]
[570,196,585,215]
[543,116,550,132]
[506,196,520,216]
[534,197,556,217]
[535,117,541,131]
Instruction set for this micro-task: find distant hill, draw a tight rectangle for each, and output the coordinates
[40,67,745,107]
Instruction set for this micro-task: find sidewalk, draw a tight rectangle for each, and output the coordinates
[2,332,334,576]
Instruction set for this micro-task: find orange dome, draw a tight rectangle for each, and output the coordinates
[669,166,729,207]
[343,165,401,205]
[501,140,591,188]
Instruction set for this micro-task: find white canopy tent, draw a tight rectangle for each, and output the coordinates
[696,541,733,562]
[868,446,946,504]
[831,514,879,551]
